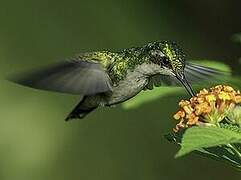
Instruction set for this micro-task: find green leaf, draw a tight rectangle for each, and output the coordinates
[220,123,241,133]
[176,126,241,157]
[195,146,241,170]
[165,128,241,169]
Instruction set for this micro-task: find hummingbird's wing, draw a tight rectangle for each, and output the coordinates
[144,63,227,90]
[9,60,113,95]
[184,62,227,83]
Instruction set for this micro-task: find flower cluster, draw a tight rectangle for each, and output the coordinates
[173,85,241,132]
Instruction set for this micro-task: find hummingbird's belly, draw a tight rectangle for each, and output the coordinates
[106,79,148,105]
[106,72,148,105]
[104,62,165,106]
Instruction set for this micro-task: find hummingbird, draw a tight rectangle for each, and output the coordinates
[10,41,224,120]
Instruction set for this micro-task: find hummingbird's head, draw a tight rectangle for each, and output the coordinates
[147,41,195,96]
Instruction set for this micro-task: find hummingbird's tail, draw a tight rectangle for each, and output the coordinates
[65,96,97,121]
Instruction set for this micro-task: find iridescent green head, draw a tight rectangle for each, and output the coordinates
[143,41,194,96]
[144,41,186,73]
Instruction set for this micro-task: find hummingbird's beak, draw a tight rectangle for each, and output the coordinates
[175,72,195,97]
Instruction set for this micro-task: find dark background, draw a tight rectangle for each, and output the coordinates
[0,0,240,179]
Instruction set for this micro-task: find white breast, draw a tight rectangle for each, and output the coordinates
[106,63,171,105]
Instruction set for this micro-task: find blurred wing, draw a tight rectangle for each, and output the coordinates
[184,62,227,83]
[9,60,113,95]
[144,62,227,90]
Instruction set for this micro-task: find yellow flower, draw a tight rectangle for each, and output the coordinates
[183,105,194,114]
[174,118,186,132]
[205,94,216,103]
[211,85,223,93]
[179,100,190,107]
[197,97,205,103]
[173,110,185,120]
[223,86,234,92]
[234,95,241,104]
[173,85,241,132]
[218,91,231,101]
[198,88,209,95]
[195,102,212,115]
[186,113,199,125]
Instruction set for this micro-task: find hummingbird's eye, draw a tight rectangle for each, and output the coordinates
[162,57,170,66]
[150,50,164,65]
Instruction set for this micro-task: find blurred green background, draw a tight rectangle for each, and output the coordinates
[0,0,241,179]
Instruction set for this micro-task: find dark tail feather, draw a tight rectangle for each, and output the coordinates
[65,97,97,121]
